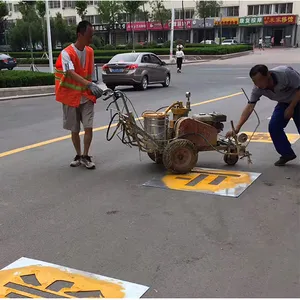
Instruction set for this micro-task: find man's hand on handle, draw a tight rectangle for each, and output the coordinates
[87,82,103,98]
[225,103,256,139]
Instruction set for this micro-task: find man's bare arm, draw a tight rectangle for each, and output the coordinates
[66,70,90,87]
[235,103,256,133]
[226,103,256,137]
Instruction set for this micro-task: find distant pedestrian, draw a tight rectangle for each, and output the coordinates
[55,20,103,169]
[176,46,185,73]
[258,37,264,50]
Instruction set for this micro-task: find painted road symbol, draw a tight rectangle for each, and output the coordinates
[143,167,261,197]
[244,132,299,144]
[0,257,149,298]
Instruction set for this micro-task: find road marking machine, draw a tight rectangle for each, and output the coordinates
[102,89,254,174]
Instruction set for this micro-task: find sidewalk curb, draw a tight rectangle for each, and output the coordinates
[0,83,107,101]
[0,85,55,100]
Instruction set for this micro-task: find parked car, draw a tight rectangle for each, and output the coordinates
[200,40,217,45]
[0,53,17,70]
[102,52,171,91]
[222,39,238,45]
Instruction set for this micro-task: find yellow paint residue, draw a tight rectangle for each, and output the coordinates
[162,169,251,193]
[244,132,299,144]
[0,266,125,298]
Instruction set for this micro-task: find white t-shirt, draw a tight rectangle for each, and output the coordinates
[176,50,184,58]
[259,38,263,45]
[61,44,94,104]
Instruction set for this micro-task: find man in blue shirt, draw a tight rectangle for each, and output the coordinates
[226,64,300,166]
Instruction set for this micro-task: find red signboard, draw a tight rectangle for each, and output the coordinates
[126,20,192,32]
[264,15,296,25]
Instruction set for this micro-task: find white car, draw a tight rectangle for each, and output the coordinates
[222,39,238,45]
[200,40,217,45]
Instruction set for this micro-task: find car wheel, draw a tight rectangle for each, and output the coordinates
[8,67,14,70]
[162,73,170,87]
[138,76,148,91]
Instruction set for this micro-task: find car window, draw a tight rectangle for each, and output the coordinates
[223,40,231,43]
[110,53,139,63]
[141,54,150,63]
[150,54,161,65]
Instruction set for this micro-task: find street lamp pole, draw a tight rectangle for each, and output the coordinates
[169,7,175,61]
[45,0,54,73]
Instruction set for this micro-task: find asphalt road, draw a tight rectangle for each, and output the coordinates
[0,50,299,297]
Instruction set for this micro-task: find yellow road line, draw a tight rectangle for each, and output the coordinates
[0,92,242,158]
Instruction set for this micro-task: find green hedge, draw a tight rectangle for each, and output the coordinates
[11,45,252,60]
[17,56,112,65]
[0,70,54,88]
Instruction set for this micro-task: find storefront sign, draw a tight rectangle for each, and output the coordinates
[93,23,126,32]
[214,17,238,26]
[239,16,263,26]
[192,18,214,29]
[264,15,296,25]
[126,20,192,32]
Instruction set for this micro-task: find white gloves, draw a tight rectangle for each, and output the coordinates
[87,82,103,98]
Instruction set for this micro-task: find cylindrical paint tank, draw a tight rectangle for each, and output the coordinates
[142,112,168,141]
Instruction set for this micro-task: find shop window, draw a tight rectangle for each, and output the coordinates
[49,1,60,9]
[6,3,12,12]
[273,3,293,14]
[85,15,95,24]
[63,1,76,9]
[94,15,101,23]
[65,16,77,25]
[14,4,19,12]
[260,4,271,15]
[185,9,194,19]
[248,5,259,16]
[226,6,239,16]
[287,3,293,13]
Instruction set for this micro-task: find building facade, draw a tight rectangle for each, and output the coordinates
[3,0,300,47]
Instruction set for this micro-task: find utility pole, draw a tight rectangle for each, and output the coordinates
[45,0,54,73]
[169,7,175,62]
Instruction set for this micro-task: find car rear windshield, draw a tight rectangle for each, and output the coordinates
[110,53,139,63]
[223,40,232,43]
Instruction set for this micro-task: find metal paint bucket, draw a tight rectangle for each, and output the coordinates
[142,112,168,141]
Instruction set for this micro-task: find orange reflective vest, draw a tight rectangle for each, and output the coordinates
[55,45,96,107]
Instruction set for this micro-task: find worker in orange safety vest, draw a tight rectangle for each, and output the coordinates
[55,20,103,169]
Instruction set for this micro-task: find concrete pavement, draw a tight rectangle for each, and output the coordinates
[0,50,299,297]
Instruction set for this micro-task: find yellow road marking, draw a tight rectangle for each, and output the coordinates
[0,265,125,298]
[143,167,261,197]
[244,131,299,144]
[0,92,242,158]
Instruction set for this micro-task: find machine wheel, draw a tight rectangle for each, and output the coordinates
[162,73,170,87]
[224,147,239,166]
[148,152,163,164]
[163,139,198,174]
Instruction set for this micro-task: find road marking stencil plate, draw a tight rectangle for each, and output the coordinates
[244,131,299,144]
[143,167,261,198]
[0,257,149,298]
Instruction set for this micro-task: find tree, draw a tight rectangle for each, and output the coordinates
[75,0,88,20]
[8,20,28,51]
[150,0,171,42]
[36,0,46,52]
[97,0,122,46]
[122,1,143,51]
[0,0,8,34]
[52,12,75,46]
[195,0,221,44]
[142,2,149,42]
